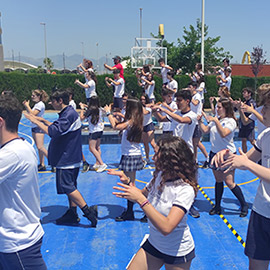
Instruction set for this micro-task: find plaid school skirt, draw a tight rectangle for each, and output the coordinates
[118,155,144,172]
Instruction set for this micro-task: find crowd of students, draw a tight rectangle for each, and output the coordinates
[1,56,270,270]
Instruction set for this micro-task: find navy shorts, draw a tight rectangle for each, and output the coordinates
[118,155,144,172]
[208,151,235,171]
[89,131,103,140]
[143,122,155,132]
[56,168,80,194]
[0,237,47,270]
[238,128,255,141]
[142,239,195,265]
[32,127,45,134]
[163,131,173,135]
[113,97,123,109]
[192,125,202,139]
[245,210,270,260]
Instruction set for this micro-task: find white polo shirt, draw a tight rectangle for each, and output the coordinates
[209,117,237,153]
[32,101,45,128]
[171,110,197,153]
[146,171,195,257]
[253,127,270,218]
[0,138,44,253]
[113,78,125,98]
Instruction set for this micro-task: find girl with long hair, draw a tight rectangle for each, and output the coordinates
[109,136,197,269]
[23,89,49,171]
[199,98,248,217]
[104,98,144,221]
[80,96,107,173]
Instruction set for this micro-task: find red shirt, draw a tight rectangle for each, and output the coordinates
[113,63,124,80]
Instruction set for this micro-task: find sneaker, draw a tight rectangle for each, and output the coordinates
[189,206,200,218]
[202,160,209,169]
[83,205,98,227]
[51,167,56,173]
[38,164,46,171]
[115,210,134,222]
[96,163,107,173]
[92,163,100,170]
[146,158,151,165]
[240,205,248,218]
[56,209,80,225]
[82,162,90,173]
[209,206,221,215]
[140,214,148,223]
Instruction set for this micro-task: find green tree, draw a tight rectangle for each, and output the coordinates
[251,45,266,94]
[152,19,232,73]
[43,57,54,70]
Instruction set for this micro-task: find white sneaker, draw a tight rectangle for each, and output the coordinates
[96,164,107,173]
[92,164,100,170]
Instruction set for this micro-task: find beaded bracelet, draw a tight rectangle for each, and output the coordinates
[140,199,150,208]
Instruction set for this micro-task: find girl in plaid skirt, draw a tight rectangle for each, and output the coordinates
[104,98,144,221]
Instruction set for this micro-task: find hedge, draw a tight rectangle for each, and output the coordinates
[0,72,270,109]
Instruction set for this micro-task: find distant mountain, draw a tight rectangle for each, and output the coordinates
[4,54,109,71]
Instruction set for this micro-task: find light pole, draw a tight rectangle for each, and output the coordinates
[201,0,205,72]
[40,22,48,71]
[96,43,99,74]
[140,8,143,47]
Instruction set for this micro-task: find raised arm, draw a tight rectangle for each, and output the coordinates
[112,181,187,235]
[208,116,232,138]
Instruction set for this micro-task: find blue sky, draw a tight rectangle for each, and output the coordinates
[1,0,270,65]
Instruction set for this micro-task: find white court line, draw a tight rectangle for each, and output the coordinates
[18,131,34,146]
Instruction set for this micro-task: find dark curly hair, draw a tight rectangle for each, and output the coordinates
[148,135,198,194]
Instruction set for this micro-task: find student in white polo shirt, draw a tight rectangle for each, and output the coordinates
[211,88,270,270]
[158,58,173,86]
[153,90,197,153]
[165,71,178,96]
[0,95,47,270]
[105,69,125,112]
[216,67,232,91]
[199,98,248,217]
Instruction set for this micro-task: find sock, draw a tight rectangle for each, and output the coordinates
[231,185,247,208]
[127,200,134,214]
[215,182,224,209]
[81,204,90,215]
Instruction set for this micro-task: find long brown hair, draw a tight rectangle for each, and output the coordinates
[218,98,236,120]
[33,89,49,102]
[125,98,143,143]
[148,136,198,194]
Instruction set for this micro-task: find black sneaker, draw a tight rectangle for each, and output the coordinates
[83,205,98,227]
[189,206,200,218]
[82,162,90,173]
[140,214,148,223]
[51,167,56,173]
[56,209,80,225]
[240,205,248,218]
[202,160,209,169]
[209,206,221,215]
[38,164,46,171]
[115,210,134,222]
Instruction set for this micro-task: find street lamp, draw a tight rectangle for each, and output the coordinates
[40,22,48,71]
[201,0,205,72]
